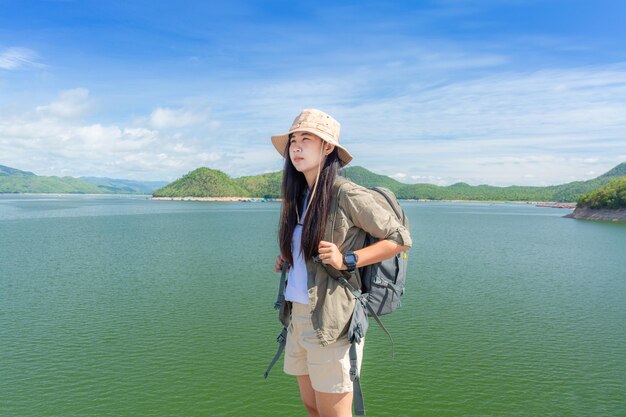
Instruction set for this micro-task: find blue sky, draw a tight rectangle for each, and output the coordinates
[1,0,626,185]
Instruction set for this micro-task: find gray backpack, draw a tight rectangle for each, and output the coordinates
[349,182,410,317]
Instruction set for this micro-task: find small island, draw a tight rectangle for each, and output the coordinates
[565,175,626,222]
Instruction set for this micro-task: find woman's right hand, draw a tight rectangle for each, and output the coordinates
[275,254,288,272]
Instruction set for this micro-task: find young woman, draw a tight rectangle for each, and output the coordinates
[272,109,411,417]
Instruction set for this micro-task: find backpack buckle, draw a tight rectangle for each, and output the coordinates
[277,329,287,344]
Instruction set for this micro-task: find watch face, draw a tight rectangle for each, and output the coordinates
[345,253,357,268]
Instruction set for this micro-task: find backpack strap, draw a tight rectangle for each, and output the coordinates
[265,262,290,379]
[350,341,366,416]
[324,176,350,242]
[263,326,288,379]
[274,262,289,310]
[337,275,395,356]
[335,274,395,417]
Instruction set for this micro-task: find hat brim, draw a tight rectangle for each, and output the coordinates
[271,129,352,167]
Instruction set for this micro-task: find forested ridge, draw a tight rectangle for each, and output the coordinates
[151,162,626,202]
[3,162,624,202]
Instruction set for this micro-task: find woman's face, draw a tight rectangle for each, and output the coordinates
[289,131,331,177]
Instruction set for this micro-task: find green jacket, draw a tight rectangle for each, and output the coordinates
[278,176,412,346]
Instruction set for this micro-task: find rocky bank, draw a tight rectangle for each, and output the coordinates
[564,207,626,222]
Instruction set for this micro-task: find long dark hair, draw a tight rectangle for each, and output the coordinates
[279,143,341,266]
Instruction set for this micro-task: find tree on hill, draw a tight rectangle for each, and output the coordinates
[235,171,282,198]
[577,175,626,209]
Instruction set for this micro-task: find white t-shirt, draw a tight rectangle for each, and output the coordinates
[285,191,310,305]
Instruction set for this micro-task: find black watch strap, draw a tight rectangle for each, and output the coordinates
[343,251,358,272]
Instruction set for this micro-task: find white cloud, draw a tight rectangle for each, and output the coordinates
[0,94,228,181]
[0,47,41,70]
[36,88,94,119]
[149,106,209,129]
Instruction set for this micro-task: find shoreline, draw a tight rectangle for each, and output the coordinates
[407,199,575,207]
[149,196,278,202]
[564,207,626,222]
[148,195,575,206]
[0,192,149,197]
[0,193,580,207]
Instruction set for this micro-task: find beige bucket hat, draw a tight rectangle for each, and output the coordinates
[271,108,353,166]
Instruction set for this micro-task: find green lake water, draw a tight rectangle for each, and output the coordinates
[1,194,625,416]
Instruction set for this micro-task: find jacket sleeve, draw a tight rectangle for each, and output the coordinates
[340,184,412,248]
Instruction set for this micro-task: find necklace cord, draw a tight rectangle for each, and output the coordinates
[296,144,325,224]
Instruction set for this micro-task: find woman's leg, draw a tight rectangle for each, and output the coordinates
[315,391,353,417]
[295,376,353,417]
[297,375,320,417]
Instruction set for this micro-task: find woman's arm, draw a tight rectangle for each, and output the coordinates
[353,239,409,269]
[317,182,413,270]
[318,239,409,271]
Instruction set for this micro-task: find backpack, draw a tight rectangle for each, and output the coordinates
[345,180,410,317]
[264,178,410,416]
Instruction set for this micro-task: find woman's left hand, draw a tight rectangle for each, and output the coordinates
[318,240,345,270]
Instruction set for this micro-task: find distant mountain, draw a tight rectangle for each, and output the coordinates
[80,177,168,194]
[153,162,626,202]
[0,165,103,194]
[0,164,166,194]
[0,165,35,177]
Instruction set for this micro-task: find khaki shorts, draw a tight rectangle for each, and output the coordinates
[283,302,364,394]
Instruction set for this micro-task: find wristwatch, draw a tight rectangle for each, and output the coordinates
[343,251,359,272]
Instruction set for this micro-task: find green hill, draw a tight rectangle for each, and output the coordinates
[342,163,626,202]
[235,171,282,198]
[548,162,626,202]
[341,166,404,189]
[340,166,557,201]
[4,161,625,201]
[152,167,250,197]
[152,162,626,202]
[0,163,105,193]
[398,183,555,201]
[0,164,167,194]
[577,175,626,209]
